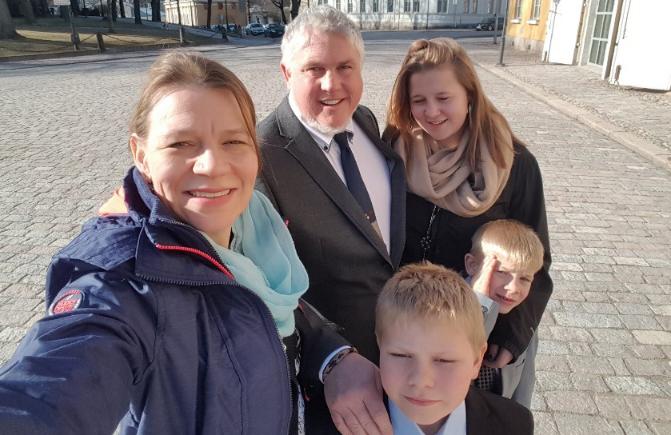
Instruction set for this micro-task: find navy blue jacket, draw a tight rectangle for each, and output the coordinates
[0,168,346,434]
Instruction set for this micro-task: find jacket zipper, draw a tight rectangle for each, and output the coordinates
[146,237,293,435]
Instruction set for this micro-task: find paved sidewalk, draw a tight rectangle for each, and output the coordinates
[0,33,669,434]
[465,39,671,169]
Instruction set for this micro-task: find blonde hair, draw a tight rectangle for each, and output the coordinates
[385,38,516,170]
[376,262,486,356]
[470,219,544,274]
[129,51,259,161]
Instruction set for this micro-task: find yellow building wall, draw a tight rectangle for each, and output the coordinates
[506,0,551,51]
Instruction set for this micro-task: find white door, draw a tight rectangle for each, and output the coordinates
[543,0,584,64]
[609,0,671,90]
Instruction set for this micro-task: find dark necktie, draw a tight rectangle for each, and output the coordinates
[333,132,382,238]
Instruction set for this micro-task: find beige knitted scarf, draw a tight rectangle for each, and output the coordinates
[394,128,514,217]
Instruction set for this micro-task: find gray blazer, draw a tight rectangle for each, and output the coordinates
[256,97,406,363]
[479,294,536,407]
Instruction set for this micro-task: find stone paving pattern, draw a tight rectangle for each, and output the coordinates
[1,34,670,434]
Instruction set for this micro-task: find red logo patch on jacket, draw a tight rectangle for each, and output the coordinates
[48,289,84,315]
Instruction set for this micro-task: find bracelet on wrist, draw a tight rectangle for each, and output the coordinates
[322,347,358,384]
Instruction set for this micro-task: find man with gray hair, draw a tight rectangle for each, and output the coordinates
[257,5,405,435]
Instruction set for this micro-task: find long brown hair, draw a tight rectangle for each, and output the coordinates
[129,51,259,162]
[385,38,516,169]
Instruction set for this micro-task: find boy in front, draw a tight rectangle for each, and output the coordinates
[376,263,532,435]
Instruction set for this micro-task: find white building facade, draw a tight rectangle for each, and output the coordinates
[543,0,670,91]
[311,0,505,30]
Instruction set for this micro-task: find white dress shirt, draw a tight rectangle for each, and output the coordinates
[288,95,392,253]
[389,399,467,435]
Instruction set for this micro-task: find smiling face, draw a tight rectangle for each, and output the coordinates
[409,64,470,150]
[466,254,534,314]
[281,31,363,135]
[378,315,483,434]
[131,86,259,247]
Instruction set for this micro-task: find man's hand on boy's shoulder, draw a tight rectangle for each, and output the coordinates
[324,352,392,435]
[483,343,514,368]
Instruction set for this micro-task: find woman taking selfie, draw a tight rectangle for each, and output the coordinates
[0,52,347,434]
[383,38,552,407]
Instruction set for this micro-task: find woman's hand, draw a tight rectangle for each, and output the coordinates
[483,343,514,368]
[472,255,498,297]
[324,352,392,435]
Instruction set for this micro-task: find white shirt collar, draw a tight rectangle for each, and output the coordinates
[288,93,354,151]
[389,399,466,435]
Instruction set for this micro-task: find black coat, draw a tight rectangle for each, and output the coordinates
[401,142,552,359]
[465,387,534,435]
[257,97,406,363]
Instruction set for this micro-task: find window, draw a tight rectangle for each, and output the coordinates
[336,0,341,10]
[531,0,541,20]
[412,0,419,12]
[348,0,353,12]
[514,0,522,19]
[589,0,615,65]
[464,0,469,13]
[437,0,447,13]
[487,0,494,14]
[404,0,410,11]
[472,0,478,14]
[387,0,393,12]
[373,0,378,11]
[360,0,365,12]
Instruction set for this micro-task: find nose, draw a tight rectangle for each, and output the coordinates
[425,100,440,117]
[320,69,340,93]
[408,360,434,388]
[193,146,227,176]
[505,277,522,296]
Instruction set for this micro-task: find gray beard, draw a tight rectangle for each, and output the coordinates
[302,114,350,136]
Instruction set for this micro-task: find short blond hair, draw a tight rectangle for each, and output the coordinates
[470,219,544,274]
[375,262,486,356]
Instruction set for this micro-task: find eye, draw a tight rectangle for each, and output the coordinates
[438,97,450,101]
[520,276,533,283]
[339,64,353,71]
[389,352,410,359]
[167,141,191,149]
[435,358,455,364]
[411,98,425,104]
[305,66,325,76]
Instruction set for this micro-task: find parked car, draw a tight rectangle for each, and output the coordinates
[264,23,285,38]
[475,17,505,31]
[244,23,265,36]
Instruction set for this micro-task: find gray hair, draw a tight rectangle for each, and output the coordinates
[280,6,364,68]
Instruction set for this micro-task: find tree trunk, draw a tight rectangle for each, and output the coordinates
[206,0,211,28]
[133,0,140,24]
[111,0,116,20]
[118,0,124,18]
[290,0,299,19]
[151,0,159,21]
[18,0,34,23]
[271,0,286,24]
[69,0,80,15]
[0,0,17,39]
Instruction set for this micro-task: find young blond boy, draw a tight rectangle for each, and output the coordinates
[464,219,545,408]
[376,263,533,435]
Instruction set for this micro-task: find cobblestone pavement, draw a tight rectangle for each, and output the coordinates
[466,39,671,154]
[1,34,670,434]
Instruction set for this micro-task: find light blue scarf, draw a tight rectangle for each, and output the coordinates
[203,191,309,338]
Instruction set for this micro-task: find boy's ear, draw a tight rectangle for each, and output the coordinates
[471,342,487,380]
[464,253,479,276]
